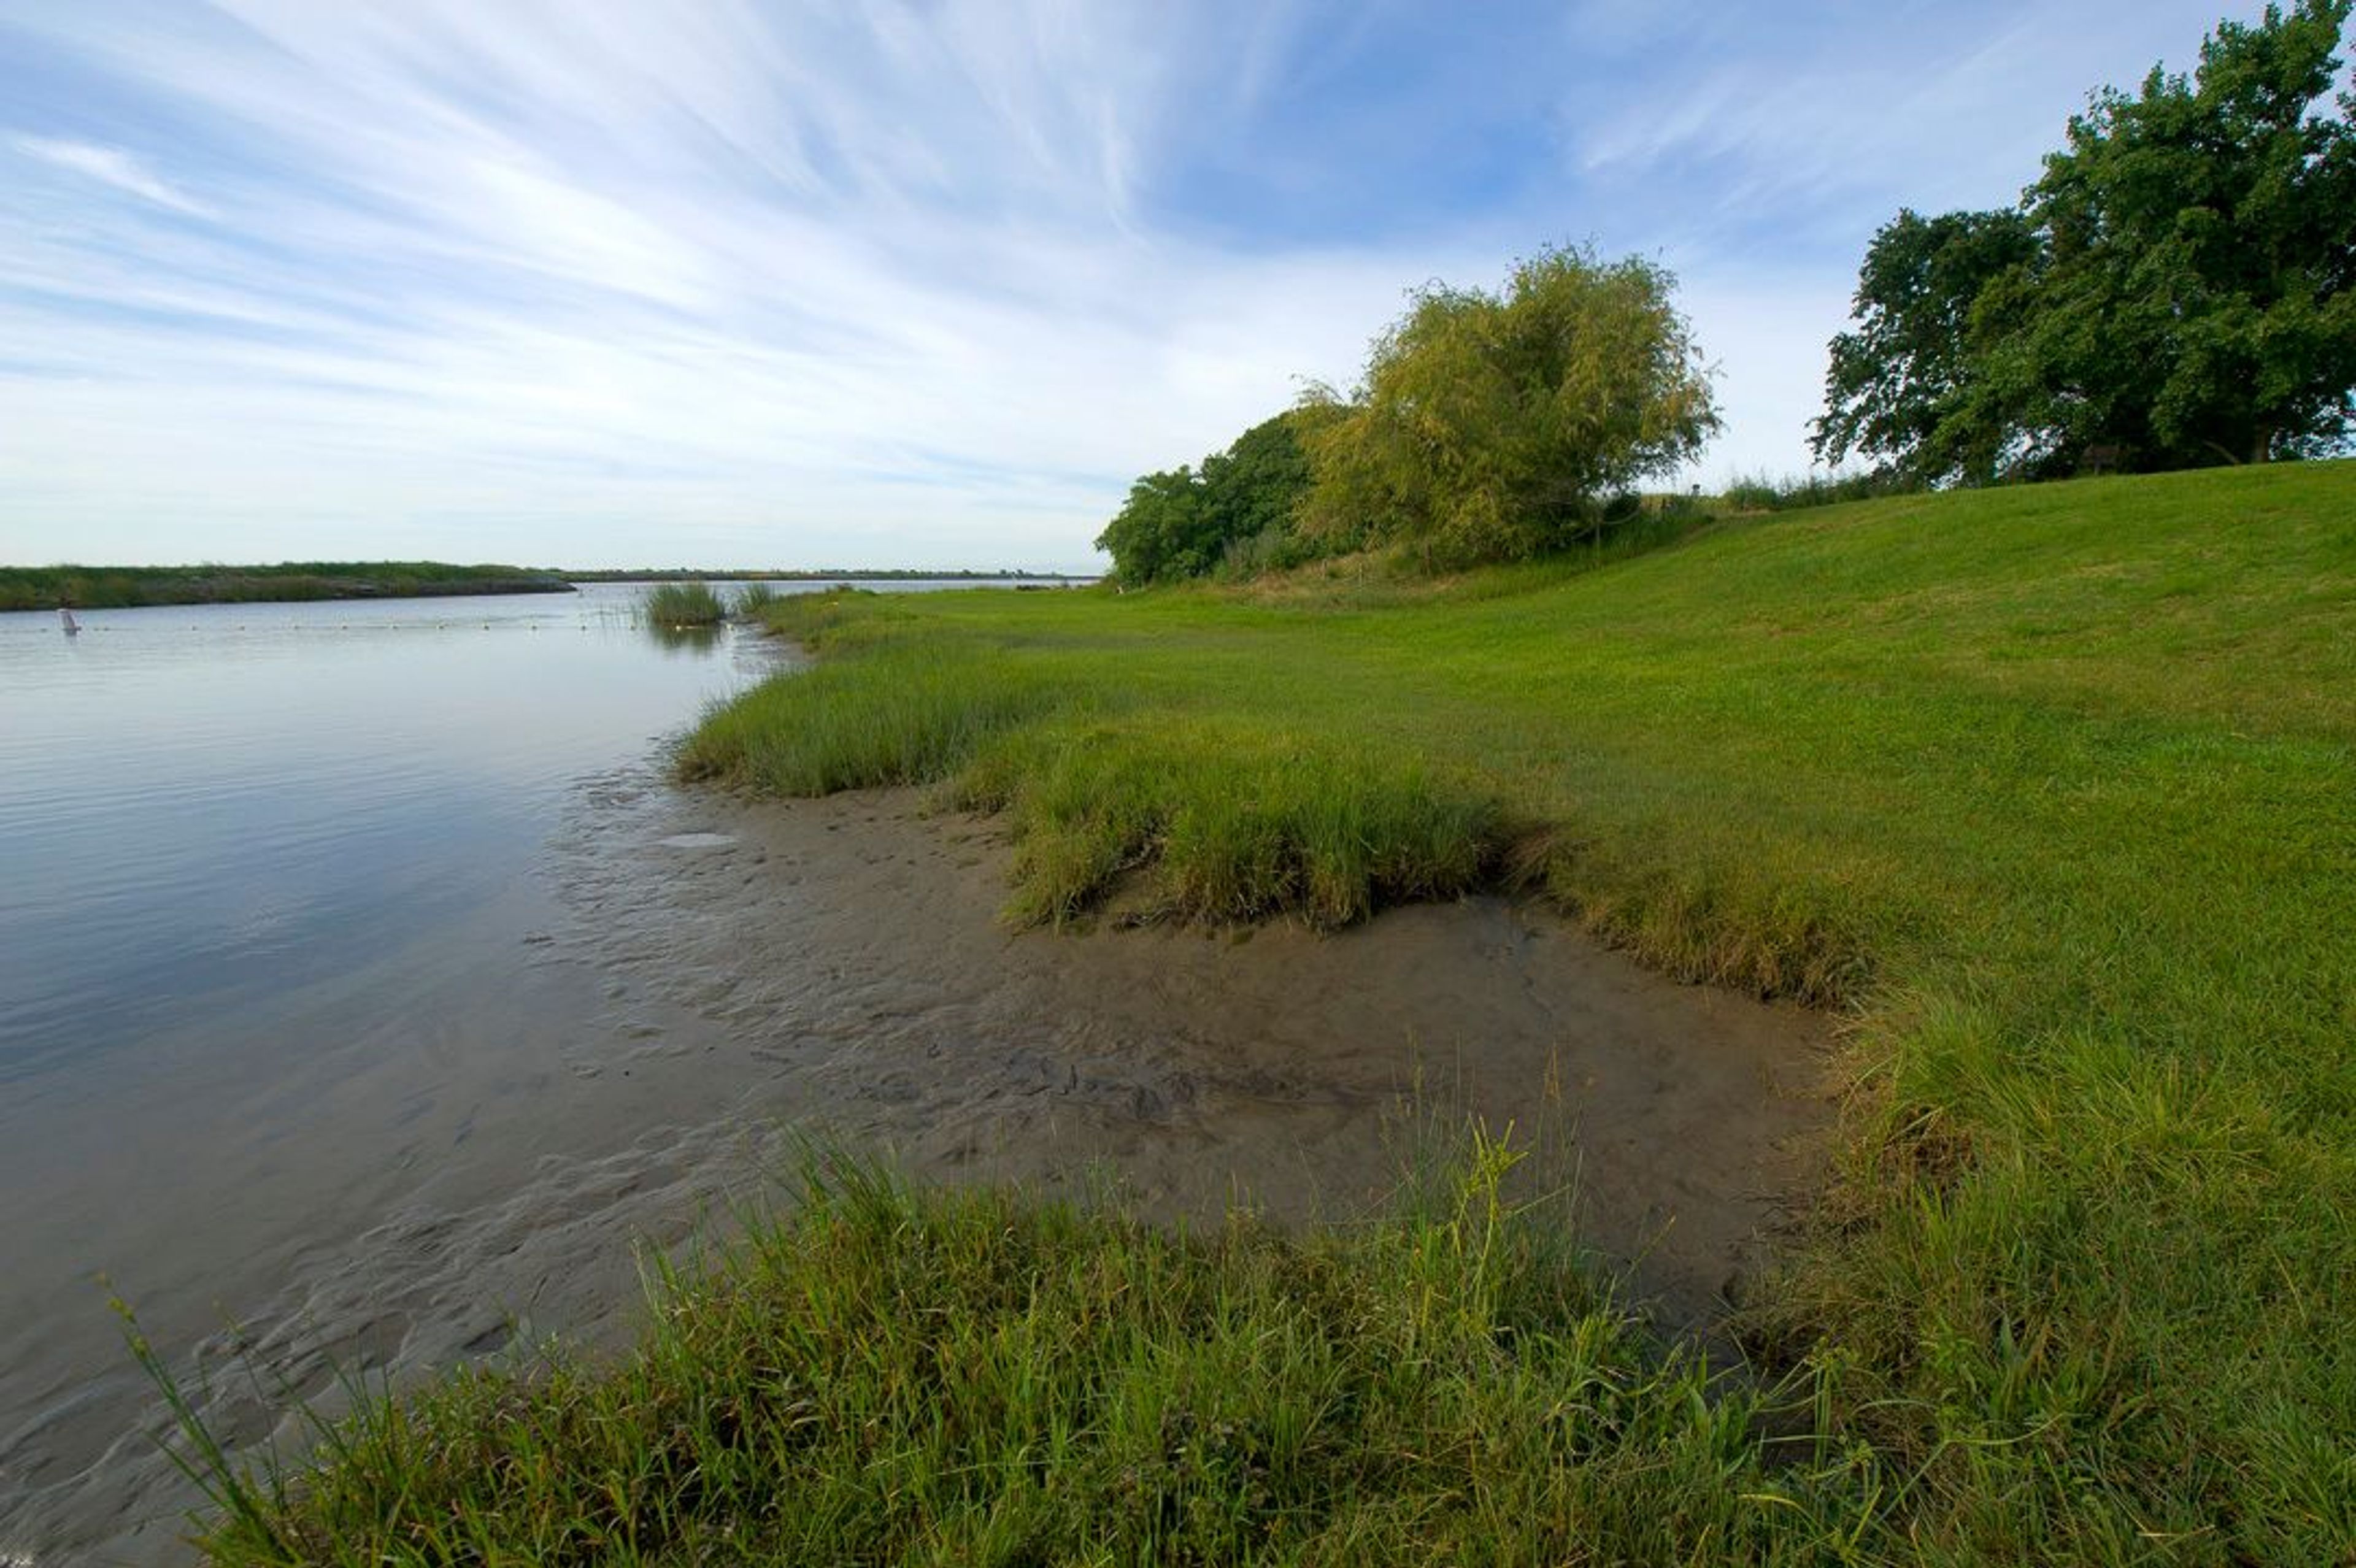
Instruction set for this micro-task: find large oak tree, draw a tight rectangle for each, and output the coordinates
[1814,0,2356,482]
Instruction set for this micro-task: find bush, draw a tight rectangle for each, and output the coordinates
[1096,410,1329,586]
[1720,470,1915,513]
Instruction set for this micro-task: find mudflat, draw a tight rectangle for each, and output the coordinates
[7,771,1829,1564]
[571,778,1836,1324]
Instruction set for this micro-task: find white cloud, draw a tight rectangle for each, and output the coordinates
[0,2,1501,568]
[0,0,2296,567]
[12,134,213,216]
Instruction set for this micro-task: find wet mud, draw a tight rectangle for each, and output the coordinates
[4,772,1832,1564]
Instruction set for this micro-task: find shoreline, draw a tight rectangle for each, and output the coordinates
[0,568,574,613]
[615,782,1835,1321]
[9,768,1833,1564]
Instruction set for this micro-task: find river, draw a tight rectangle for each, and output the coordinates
[2,582,957,1561]
[0,580,1825,1564]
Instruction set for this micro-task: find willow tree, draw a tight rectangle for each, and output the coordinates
[1299,245,1717,568]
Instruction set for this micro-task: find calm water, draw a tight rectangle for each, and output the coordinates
[2,588,743,1087]
[0,580,998,1560]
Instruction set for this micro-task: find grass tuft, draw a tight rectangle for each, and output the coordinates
[952,721,1500,928]
[677,644,1071,796]
[642,581,726,628]
[184,1140,1900,1567]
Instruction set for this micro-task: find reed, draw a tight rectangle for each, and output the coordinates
[641,580,726,628]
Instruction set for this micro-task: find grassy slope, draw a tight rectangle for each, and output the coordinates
[695,463,2355,1559]
[204,465,2354,1563]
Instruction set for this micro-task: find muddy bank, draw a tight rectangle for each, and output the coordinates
[570,780,1835,1320]
[4,772,1830,1564]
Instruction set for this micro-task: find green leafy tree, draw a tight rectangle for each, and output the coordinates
[1095,466,1211,585]
[1095,410,1329,585]
[1811,208,2040,482]
[1814,0,2356,482]
[2013,0,2356,469]
[1300,244,1717,568]
[1199,412,1315,546]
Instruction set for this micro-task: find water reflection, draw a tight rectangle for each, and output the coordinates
[644,621,726,655]
[0,586,752,1085]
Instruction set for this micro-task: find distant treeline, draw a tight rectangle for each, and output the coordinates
[563,568,1096,583]
[2,562,574,611]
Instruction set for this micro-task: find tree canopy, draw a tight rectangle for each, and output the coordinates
[1096,244,1717,584]
[1299,245,1717,567]
[1093,410,1322,586]
[1814,0,2356,482]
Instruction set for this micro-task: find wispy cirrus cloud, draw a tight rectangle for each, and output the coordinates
[13,133,212,215]
[0,0,2289,567]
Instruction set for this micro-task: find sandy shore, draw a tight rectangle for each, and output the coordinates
[4,771,1833,1564]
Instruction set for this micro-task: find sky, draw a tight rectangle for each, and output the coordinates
[0,0,2300,571]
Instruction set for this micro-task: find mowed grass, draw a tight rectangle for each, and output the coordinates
[194,463,2354,1564]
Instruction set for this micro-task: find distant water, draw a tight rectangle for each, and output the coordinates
[0,579,1019,1561]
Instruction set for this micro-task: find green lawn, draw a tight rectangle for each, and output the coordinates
[200,463,2355,1563]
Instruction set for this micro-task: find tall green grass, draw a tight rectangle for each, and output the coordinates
[186,1141,1908,1567]
[677,642,1070,796]
[658,461,2356,1561]
[952,720,1499,927]
[1719,469,1915,513]
[641,580,726,628]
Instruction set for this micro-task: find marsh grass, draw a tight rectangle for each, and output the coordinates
[184,1139,1899,1567]
[668,461,2356,1561]
[954,721,1500,927]
[677,643,1072,796]
[641,581,726,628]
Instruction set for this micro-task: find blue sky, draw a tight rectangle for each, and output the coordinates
[0,0,2296,570]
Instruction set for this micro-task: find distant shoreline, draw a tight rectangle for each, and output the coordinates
[561,568,1100,583]
[1,562,574,612]
[4,563,1099,612]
